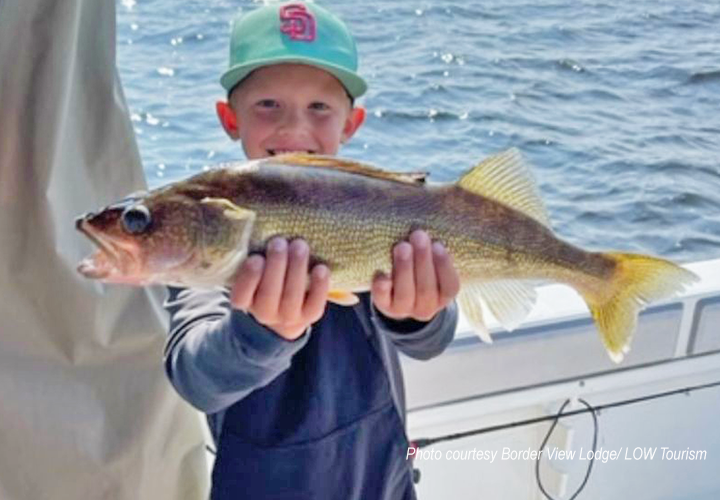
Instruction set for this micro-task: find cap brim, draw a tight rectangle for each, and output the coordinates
[220,56,367,99]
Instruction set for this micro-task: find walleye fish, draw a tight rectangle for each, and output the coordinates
[76,149,697,362]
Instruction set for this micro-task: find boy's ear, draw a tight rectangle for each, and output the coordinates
[216,101,239,140]
[341,106,366,144]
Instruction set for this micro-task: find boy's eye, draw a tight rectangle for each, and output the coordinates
[309,102,330,111]
[256,99,279,109]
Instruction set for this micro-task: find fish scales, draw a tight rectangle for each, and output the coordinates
[188,163,587,288]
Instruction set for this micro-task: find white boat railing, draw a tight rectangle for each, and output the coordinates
[404,258,720,500]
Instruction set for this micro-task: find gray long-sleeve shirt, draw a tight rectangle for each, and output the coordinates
[163,286,457,443]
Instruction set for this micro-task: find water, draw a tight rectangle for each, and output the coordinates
[116,0,720,263]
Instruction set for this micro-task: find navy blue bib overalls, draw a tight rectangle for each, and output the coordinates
[210,298,416,499]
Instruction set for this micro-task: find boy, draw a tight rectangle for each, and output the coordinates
[164,3,460,499]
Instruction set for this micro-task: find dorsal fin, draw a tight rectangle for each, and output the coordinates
[457,148,551,227]
[268,153,428,185]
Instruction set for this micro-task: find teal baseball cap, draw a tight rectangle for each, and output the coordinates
[220,2,367,98]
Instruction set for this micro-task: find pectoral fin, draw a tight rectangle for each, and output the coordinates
[198,198,256,278]
[327,290,360,306]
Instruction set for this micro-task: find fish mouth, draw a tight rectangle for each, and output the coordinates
[76,219,127,280]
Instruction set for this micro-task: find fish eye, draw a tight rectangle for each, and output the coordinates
[121,205,152,234]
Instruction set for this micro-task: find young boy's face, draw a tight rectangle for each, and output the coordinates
[219,63,365,160]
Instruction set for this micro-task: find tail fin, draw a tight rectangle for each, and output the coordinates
[577,253,698,363]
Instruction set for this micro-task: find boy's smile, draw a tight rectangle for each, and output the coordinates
[218,63,365,160]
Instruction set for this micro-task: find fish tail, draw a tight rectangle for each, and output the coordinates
[576,252,698,363]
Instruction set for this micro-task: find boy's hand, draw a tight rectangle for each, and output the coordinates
[371,230,460,323]
[230,238,330,341]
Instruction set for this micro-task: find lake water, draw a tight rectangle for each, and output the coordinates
[116,0,720,263]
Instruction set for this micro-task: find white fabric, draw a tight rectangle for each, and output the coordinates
[0,1,209,498]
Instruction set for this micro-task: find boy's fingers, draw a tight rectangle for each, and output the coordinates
[302,264,330,324]
[230,255,265,310]
[410,230,437,308]
[278,239,310,322]
[390,241,414,313]
[371,273,392,313]
[252,237,288,319]
[433,242,461,305]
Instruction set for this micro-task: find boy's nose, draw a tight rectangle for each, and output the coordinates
[279,108,303,128]
[277,110,310,137]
